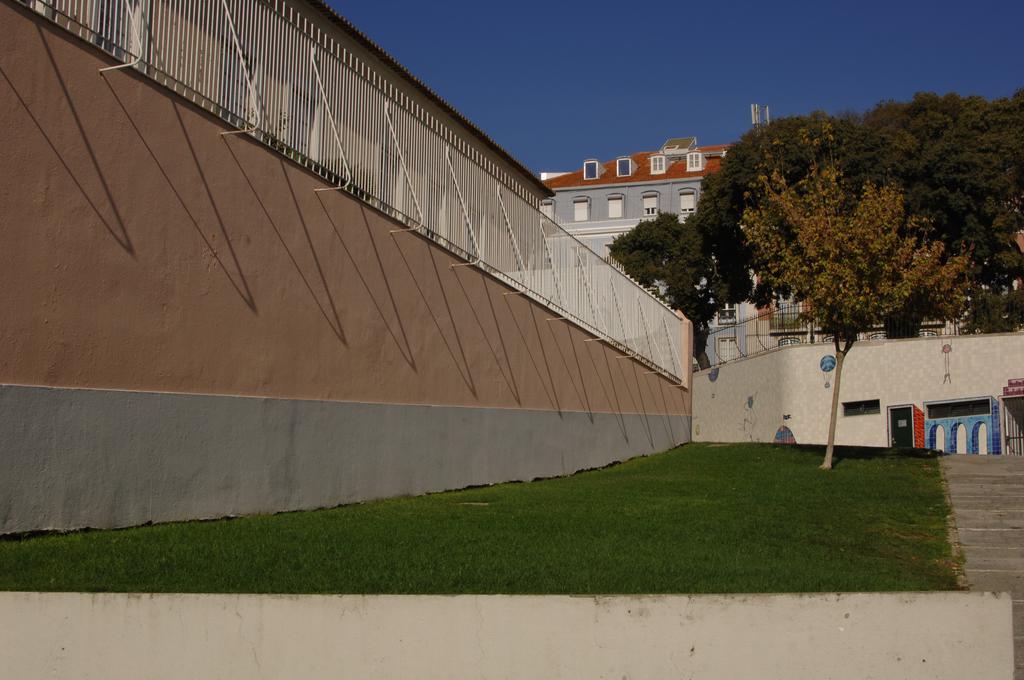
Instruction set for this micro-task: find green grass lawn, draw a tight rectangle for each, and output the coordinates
[0,442,959,594]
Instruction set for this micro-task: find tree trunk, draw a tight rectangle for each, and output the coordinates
[694,330,711,370]
[821,348,846,470]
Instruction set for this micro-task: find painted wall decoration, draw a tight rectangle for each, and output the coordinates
[820,355,836,388]
[941,343,952,384]
[773,425,797,445]
[924,397,1001,455]
[742,393,758,441]
[913,405,925,449]
[987,401,1002,454]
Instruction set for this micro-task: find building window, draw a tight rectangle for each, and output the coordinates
[679,190,696,217]
[843,399,881,416]
[607,195,624,219]
[584,160,600,180]
[650,155,666,174]
[718,304,737,324]
[717,337,740,362]
[540,200,555,220]
[616,158,632,177]
[687,152,704,172]
[573,197,590,222]
[642,193,658,217]
[927,399,991,419]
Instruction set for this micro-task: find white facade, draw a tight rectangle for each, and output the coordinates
[693,333,1024,452]
[541,138,727,258]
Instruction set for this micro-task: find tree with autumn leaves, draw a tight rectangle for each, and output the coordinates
[743,134,970,469]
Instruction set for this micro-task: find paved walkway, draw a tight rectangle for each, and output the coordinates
[943,455,1024,679]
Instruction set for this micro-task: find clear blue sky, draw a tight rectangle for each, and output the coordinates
[332,0,1023,175]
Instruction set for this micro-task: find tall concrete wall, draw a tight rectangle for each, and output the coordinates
[0,2,691,533]
[0,592,1012,679]
[693,333,1022,449]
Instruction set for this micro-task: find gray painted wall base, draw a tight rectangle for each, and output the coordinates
[0,384,690,534]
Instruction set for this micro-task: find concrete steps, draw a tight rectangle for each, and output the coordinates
[944,455,1024,679]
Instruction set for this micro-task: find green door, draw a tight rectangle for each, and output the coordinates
[890,406,914,448]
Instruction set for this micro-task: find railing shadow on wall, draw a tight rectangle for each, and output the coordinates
[16,0,685,383]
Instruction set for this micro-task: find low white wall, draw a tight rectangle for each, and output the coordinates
[693,333,1023,448]
[0,592,1011,679]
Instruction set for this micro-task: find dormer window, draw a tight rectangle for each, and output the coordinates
[650,155,666,174]
[583,160,600,180]
[616,157,632,177]
[687,152,705,172]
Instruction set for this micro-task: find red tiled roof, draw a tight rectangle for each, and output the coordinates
[543,148,729,190]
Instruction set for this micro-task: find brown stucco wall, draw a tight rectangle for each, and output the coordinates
[0,1,690,418]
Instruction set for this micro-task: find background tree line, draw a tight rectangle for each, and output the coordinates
[610,91,1024,367]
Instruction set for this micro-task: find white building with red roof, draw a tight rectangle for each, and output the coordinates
[540,137,729,257]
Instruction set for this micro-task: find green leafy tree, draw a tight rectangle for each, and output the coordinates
[608,212,717,367]
[743,152,969,470]
[694,92,1024,326]
[848,92,1024,332]
[961,288,1024,334]
[689,113,857,307]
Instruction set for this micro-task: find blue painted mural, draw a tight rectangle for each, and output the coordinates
[924,397,1002,455]
[773,425,796,445]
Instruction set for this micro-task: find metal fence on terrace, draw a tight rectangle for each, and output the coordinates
[706,302,965,368]
[19,0,685,381]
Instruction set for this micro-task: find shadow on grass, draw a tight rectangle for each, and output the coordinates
[780,443,940,466]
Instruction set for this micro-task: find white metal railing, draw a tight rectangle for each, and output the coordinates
[21,0,685,381]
